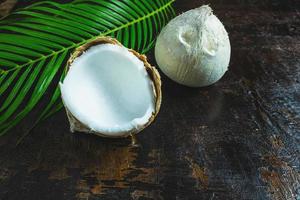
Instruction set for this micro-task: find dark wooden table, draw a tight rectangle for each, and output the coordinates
[0,0,300,199]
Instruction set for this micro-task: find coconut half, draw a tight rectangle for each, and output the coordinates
[60,37,161,138]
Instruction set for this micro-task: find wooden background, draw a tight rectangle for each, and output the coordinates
[0,0,300,199]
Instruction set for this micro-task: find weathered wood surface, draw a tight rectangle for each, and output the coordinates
[0,0,299,199]
[0,0,17,17]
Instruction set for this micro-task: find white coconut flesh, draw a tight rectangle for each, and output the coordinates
[60,44,156,137]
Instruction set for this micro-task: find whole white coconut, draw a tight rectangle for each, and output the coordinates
[155,5,231,87]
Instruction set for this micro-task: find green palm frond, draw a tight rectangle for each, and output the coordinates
[0,0,176,136]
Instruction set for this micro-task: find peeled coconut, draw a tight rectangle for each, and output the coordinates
[155,5,231,87]
[60,37,161,138]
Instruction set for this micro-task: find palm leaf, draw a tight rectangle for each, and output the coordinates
[0,0,176,136]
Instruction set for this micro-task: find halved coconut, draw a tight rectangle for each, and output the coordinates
[60,37,161,138]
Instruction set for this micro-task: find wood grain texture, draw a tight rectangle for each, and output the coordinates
[0,0,17,17]
[0,0,299,200]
